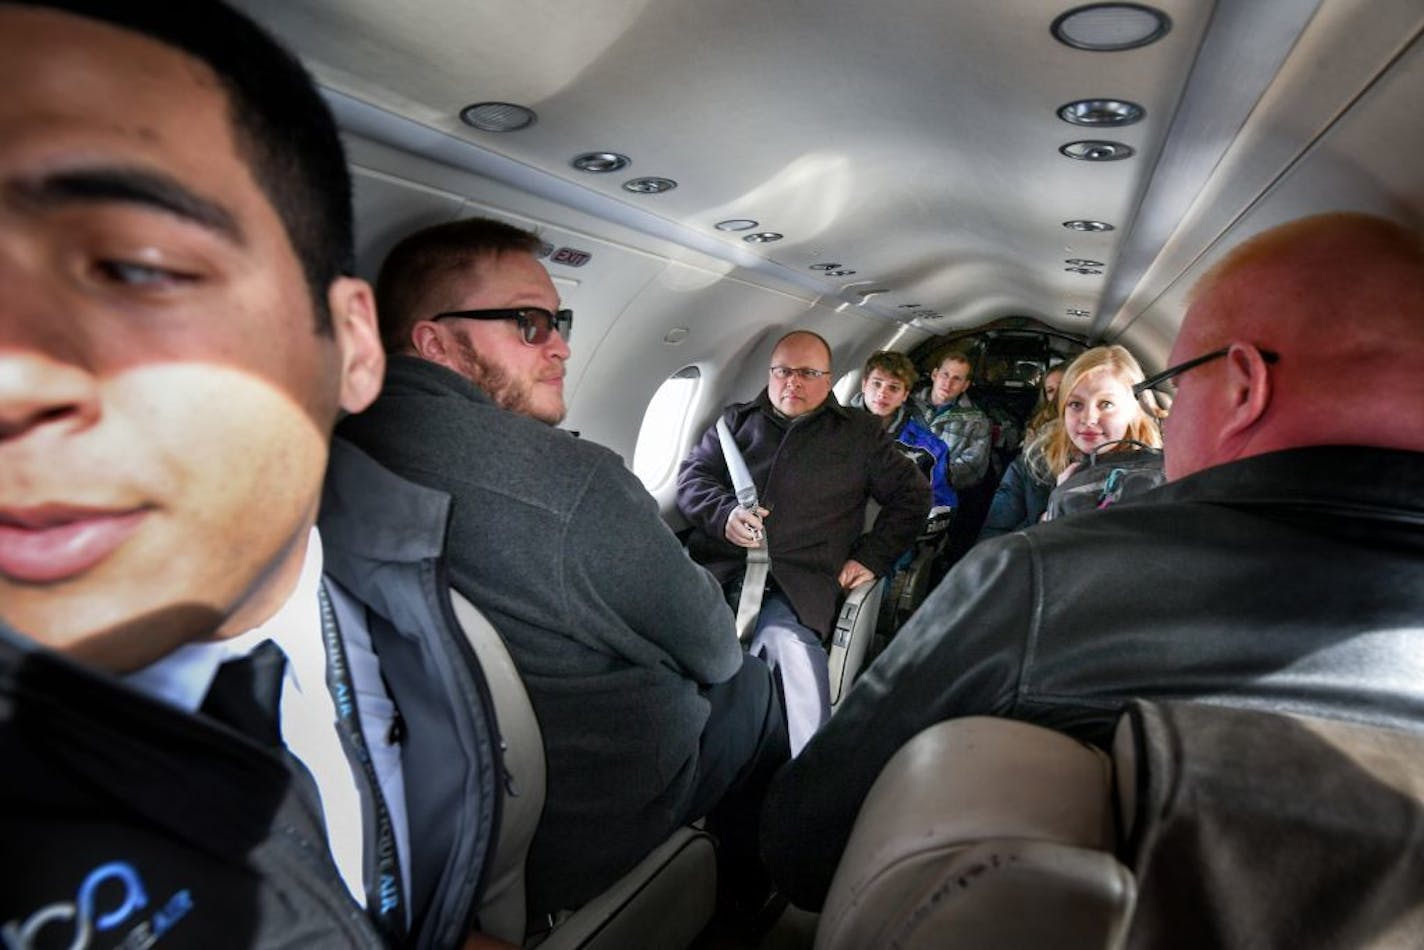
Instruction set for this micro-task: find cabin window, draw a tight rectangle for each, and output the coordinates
[633,365,701,489]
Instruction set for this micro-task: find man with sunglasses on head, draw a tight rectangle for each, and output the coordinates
[678,331,930,757]
[761,212,1424,914]
[338,217,788,922]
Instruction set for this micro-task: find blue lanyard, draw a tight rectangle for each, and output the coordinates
[318,582,407,942]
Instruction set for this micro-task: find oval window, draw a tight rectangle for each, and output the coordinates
[633,365,701,489]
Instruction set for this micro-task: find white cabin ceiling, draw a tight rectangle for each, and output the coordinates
[235,0,1424,362]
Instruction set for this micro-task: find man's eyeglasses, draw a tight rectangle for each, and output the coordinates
[770,366,830,380]
[1132,346,1279,397]
[432,307,573,345]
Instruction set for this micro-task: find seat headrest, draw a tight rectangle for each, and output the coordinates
[817,716,1134,950]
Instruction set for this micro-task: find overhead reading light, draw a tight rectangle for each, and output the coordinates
[1066,266,1104,274]
[715,219,759,231]
[1066,308,1092,317]
[743,232,784,243]
[1057,99,1145,127]
[623,176,677,194]
[1065,258,1105,266]
[1051,3,1171,52]
[810,263,843,271]
[1063,219,1115,232]
[572,152,631,173]
[826,269,857,277]
[1060,140,1135,161]
[459,101,537,132]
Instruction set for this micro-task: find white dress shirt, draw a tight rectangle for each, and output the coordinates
[123,528,411,919]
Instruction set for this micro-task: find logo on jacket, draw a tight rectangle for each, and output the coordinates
[2,861,193,950]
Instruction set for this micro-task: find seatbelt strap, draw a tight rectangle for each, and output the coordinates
[716,417,769,642]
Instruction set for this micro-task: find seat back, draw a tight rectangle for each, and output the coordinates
[450,592,717,948]
[818,702,1424,950]
[816,717,1135,950]
[1118,700,1424,949]
[451,591,547,944]
[533,828,717,950]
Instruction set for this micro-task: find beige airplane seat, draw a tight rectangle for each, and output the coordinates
[449,592,717,948]
[815,716,1136,950]
[817,701,1424,950]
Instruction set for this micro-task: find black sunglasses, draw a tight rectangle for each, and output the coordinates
[1132,346,1278,397]
[432,307,573,345]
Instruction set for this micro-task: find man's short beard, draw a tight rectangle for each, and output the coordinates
[449,330,564,425]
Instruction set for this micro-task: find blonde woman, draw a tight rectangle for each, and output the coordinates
[1025,345,1161,486]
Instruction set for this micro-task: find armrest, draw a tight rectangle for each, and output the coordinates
[827,579,883,709]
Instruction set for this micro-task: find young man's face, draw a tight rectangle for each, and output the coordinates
[930,357,971,405]
[0,9,381,671]
[420,250,570,425]
[861,369,909,417]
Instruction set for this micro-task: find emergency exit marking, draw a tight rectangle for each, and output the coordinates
[551,247,592,267]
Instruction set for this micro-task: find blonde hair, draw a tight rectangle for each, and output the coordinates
[1024,364,1065,441]
[1025,345,1162,481]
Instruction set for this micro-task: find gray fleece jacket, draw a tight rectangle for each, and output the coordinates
[338,356,740,915]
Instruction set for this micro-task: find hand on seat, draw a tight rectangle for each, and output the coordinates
[838,559,875,590]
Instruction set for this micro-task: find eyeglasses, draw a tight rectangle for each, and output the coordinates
[432,307,573,345]
[770,366,830,380]
[1132,346,1278,397]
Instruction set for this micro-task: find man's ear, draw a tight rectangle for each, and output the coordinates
[1218,343,1272,440]
[410,321,449,364]
[328,276,385,415]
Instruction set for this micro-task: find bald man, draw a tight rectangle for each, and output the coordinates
[760,212,1424,911]
[678,331,929,755]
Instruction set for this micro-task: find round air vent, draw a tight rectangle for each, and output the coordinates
[1060,140,1135,161]
[1051,4,1171,52]
[623,177,677,194]
[1057,99,1145,127]
[572,152,631,173]
[459,102,537,132]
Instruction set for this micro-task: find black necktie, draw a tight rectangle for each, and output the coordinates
[201,640,286,747]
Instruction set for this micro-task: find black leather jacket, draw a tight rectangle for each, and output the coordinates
[762,445,1424,910]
